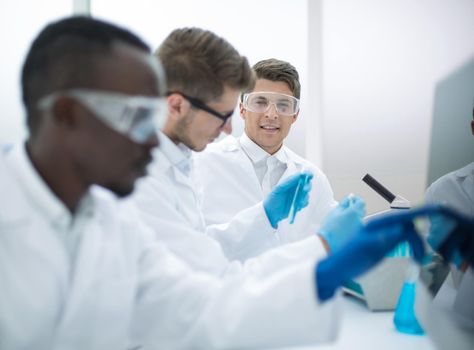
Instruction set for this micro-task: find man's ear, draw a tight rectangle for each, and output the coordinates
[167,93,190,121]
[51,96,78,129]
[291,111,300,124]
[239,102,246,120]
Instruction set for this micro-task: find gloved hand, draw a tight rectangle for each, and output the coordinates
[318,195,366,252]
[315,214,425,302]
[426,206,474,268]
[359,204,474,268]
[263,171,313,229]
[427,212,463,267]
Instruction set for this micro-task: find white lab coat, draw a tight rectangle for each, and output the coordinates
[425,162,474,217]
[415,270,474,350]
[425,162,474,285]
[133,133,330,268]
[421,162,474,349]
[0,144,340,349]
[194,135,337,248]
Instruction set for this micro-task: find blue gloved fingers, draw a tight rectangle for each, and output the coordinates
[294,177,312,211]
[275,172,313,193]
[427,213,457,251]
[436,225,471,267]
[338,196,351,208]
[365,223,405,257]
[296,196,310,211]
[347,195,366,217]
[263,171,314,228]
[303,172,314,186]
[402,222,426,263]
[337,195,365,216]
[318,197,366,252]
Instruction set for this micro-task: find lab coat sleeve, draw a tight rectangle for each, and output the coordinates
[205,202,282,261]
[309,168,338,232]
[234,234,329,276]
[132,228,341,349]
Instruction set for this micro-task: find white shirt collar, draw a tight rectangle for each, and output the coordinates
[6,143,94,229]
[455,162,474,178]
[158,131,193,176]
[239,132,288,165]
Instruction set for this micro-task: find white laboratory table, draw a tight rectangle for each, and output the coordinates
[281,294,436,350]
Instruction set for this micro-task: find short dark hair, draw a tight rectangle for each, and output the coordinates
[156,27,255,102]
[251,58,301,99]
[21,16,150,132]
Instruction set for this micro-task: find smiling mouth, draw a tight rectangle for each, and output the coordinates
[260,125,280,131]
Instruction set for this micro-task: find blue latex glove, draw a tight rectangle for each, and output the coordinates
[361,205,474,268]
[427,213,463,267]
[318,195,366,252]
[426,207,474,268]
[263,171,313,229]
[315,215,425,302]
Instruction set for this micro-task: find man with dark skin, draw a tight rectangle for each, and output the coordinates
[0,16,427,350]
[1,16,342,349]
[26,44,159,210]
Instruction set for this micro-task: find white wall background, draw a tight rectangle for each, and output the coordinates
[1,0,473,214]
[0,1,72,143]
[91,0,309,157]
[314,0,474,213]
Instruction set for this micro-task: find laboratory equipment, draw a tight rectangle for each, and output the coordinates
[343,173,413,310]
[394,262,425,334]
[288,167,309,224]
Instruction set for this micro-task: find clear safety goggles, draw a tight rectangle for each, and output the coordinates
[38,89,168,144]
[242,92,300,116]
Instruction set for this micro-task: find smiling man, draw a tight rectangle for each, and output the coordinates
[132,29,320,265]
[195,58,337,244]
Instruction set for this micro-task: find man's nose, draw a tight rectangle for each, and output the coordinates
[265,103,279,119]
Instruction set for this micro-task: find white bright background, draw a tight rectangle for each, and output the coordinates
[90,0,309,159]
[316,0,474,213]
[1,0,473,213]
[0,0,72,143]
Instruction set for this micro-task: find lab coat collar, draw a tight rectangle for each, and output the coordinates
[219,134,306,167]
[455,162,474,178]
[456,162,474,206]
[239,132,289,166]
[156,131,192,176]
[5,143,95,230]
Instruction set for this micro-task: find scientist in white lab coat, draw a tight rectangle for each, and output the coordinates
[424,109,473,293]
[0,16,426,350]
[194,58,337,246]
[133,28,364,272]
[419,110,474,350]
[0,17,328,349]
[425,110,474,216]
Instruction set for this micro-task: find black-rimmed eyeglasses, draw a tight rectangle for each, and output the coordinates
[168,92,233,126]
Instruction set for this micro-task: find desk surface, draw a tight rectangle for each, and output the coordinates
[282,294,436,350]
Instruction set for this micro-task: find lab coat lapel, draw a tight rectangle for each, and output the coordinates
[57,216,103,326]
[54,210,133,348]
[279,159,298,184]
[461,174,474,209]
[171,165,193,188]
[277,148,301,184]
[225,138,263,196]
